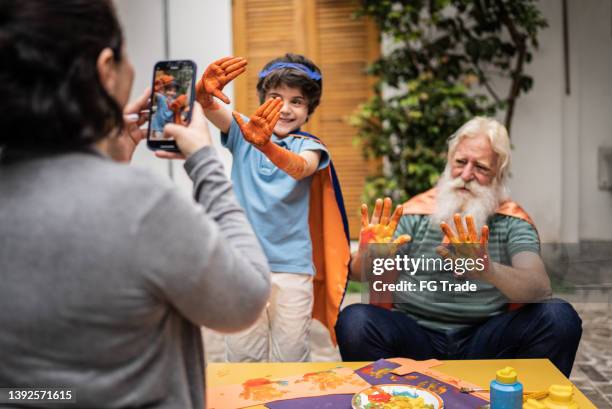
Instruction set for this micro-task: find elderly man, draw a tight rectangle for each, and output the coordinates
[336,117,582,377]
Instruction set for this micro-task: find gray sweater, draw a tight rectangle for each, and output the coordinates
[0,146,270,408]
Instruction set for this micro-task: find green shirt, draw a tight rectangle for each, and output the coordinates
[392,213,539,331]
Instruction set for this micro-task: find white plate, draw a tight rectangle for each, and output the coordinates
[352,384,444,409]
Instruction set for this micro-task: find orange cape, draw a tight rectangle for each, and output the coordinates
[371,188,536,310]
[292,132,351,345]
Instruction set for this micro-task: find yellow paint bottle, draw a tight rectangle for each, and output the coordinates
[542,385,579,409]
[524,398,546,409]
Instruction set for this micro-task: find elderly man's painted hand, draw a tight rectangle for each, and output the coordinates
[359,197,411,254]
[437,213,490,279]
[196,56,247,109]
[233,97,282,147]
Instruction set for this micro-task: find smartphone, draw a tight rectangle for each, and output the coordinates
[146,60,197,152]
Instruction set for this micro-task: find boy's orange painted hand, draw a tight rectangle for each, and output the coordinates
[358,197,411,250]
[196,56,247,109]
[154,79,163,93]
[232,97,282,147]
[437,214,490,277]
[155,75,175,93]
[169,94,187,113]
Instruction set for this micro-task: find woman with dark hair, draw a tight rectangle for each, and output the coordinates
[0,1,270,408]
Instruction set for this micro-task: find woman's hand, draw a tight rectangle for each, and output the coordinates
[107,88,149,163]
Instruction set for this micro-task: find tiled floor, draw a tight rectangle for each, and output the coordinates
[570,303,612,408]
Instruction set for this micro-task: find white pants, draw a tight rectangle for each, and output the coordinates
[225,272,313,362]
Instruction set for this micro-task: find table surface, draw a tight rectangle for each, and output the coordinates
[206,359,595,409]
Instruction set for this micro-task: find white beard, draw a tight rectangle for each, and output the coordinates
[431,168,508,231]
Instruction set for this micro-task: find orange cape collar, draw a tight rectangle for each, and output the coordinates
[402,188,535,226]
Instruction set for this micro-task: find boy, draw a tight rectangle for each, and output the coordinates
[196,54,350,362]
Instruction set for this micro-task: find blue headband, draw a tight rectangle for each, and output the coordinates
[258,62,322,81]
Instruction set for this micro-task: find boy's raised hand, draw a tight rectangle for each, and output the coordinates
[232,97,282,147]
[169,94,187,113]
[196,56,247,109]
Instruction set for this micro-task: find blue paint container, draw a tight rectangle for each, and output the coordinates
[490,366,523,409]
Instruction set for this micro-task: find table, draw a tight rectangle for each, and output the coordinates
[207,359,596,408]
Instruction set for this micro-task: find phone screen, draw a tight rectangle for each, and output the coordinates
[146,60,196,152]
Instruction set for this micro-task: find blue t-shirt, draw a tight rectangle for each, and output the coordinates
[151,94,174,131]
[222,118,330,275]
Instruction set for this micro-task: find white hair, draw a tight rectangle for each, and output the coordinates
[431,117,512,228]
[447,116,511,182]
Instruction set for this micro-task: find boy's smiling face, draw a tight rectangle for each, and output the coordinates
[164,86,177,99]
[265,84,309,137]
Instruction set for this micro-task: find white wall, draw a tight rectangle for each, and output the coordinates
[114,0,168,181]
[115,0,234,194]
[508,0,565,242]
[499,0,612,242]
[572,0,612,241]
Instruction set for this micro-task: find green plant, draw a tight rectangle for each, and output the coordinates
[352,0,547,204]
